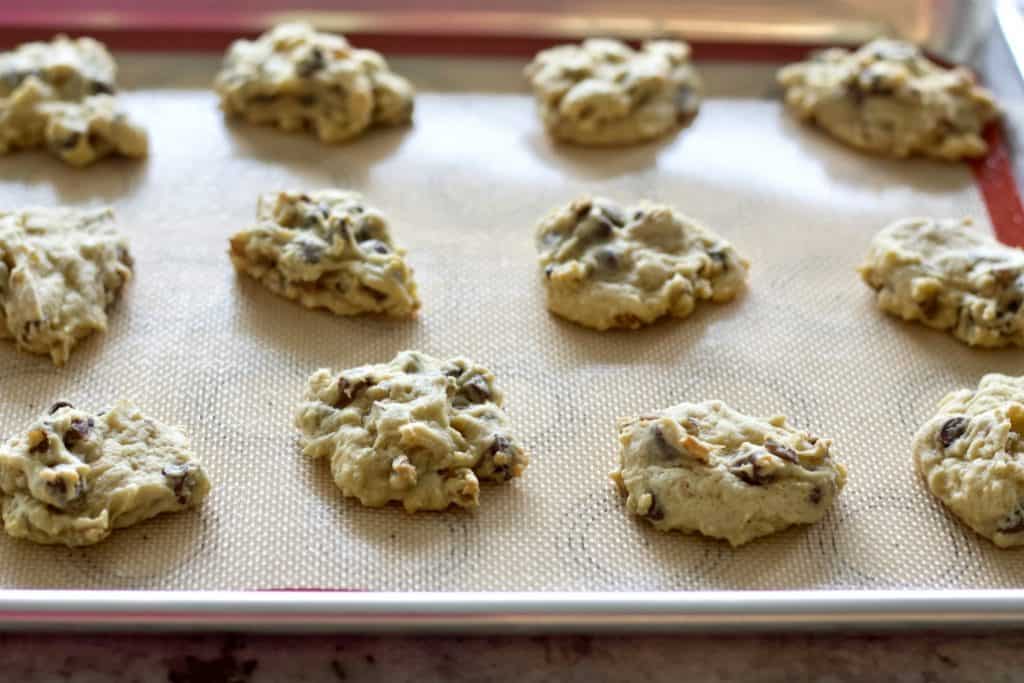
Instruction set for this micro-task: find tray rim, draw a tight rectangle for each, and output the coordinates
[0,2,1023,633]
[5,589,1024,632]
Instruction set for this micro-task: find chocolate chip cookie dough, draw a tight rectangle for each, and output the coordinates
[524,38,701,146]
[0,35,147,166]
[859,217,1024,348]
[0,401,210,547]
[914,374,1024,548]
[214,22,414,143]
[229,189,420,317]
[534,197,748,330]
[778,39,999,160]
[296,351,528,512]
[612,400,846,546]
[0,207,132,365]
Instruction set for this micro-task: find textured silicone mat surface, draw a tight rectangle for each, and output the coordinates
[0,56,1021,591]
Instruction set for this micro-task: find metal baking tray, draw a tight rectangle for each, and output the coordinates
[0,0,1023,632]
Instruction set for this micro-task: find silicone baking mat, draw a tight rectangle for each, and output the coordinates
[0,54,1021,592]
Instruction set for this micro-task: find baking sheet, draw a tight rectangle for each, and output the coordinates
[0,55,1021,593]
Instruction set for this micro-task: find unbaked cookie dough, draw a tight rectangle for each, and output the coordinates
[0,35,147,166]
[524,38,701,146]
[914,373,1024,548]
[0,207,132,365]
[229,189,420,317]
[858,217,1024,348]
[296,350,528,512]
[534,197,748,330]
[0,401,210,547]
[777,39,999,160]
[215,22,414,143]
[612,400,846,546]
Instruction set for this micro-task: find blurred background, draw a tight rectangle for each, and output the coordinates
[0,0,1004,62]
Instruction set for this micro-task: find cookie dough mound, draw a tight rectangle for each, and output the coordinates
[296,350,529,512]
[0,34,116,100]
[535,197,747,330]
[858,217,1024,348]
[777,39,999,160]
[215,22,414,143]
[0,35,147,166]
[914,374,1024,548]
[0,401,210,546]
[229,189,420,317]
[524,38,701,146]
[0,207,132,365]
[612,400,846,546]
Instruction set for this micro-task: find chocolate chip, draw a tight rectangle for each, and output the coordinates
[919,296,940,319]
[299,242,323,264]
[117,246,134,270]
[573,201,593,221]
[61,133,80,150]
[598,205,626,228]
[544,265,554,280]
[162,463,197,505]
[730,453,772,486]
[461,376,491,404]
[89,80,114,95]
[864,73,895,96]
[589,217,614,240]
[297,47,325,77]
[594,248,620,271]
[48,401,73,415]
[764,440,799,464]
[645,493,665,521]
[62,417,94,449]
[707,249,730,272]
[360,285,388,302]
[489,434,511,455]
[362,240,390,255]
[45,476,84,505]
[675,85,698,119]
[28,429,49,454]
[633,210,645,221]
[652,426,681,461]
[487,435,515,481]
[809,486,823,504]
[997,505,1024,534]
[21,319,42,341]
[939,417,968,449]
[335,377,370,409]
[442,365,462,378]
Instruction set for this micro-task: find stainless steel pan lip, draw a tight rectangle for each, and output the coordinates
[3,590,1024,632]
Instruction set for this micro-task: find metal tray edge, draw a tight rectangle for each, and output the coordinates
[2,590,1024,633]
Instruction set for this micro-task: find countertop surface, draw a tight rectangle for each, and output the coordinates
[4,631,1024,682]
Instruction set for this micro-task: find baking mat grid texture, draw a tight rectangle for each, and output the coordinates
[0,58,1021,592]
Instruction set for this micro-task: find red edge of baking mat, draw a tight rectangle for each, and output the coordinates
[972,125,1024,247]
[0,25,1018,609]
